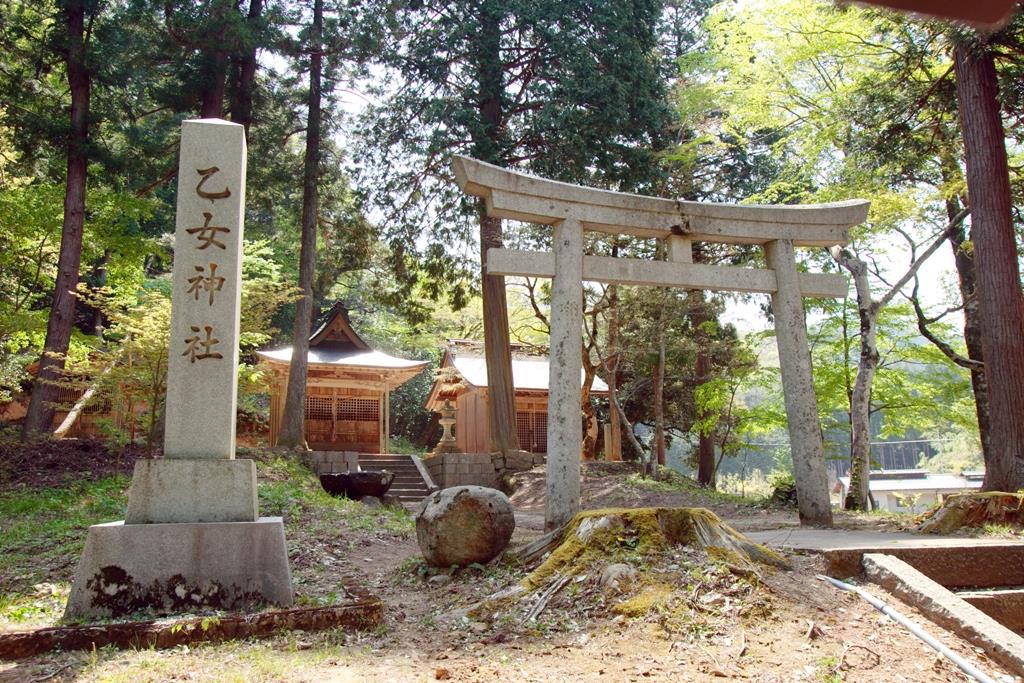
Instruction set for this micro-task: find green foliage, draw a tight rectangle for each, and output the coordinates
[806,300,974,446]
[66,288,171,451]
[0,182,156,403]
[56,238,297,447]
[0,476,129,594]
[253,452,413,537]
[918,431,984,473]
[356,0,676,309]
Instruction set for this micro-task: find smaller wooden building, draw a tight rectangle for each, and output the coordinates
[259,305,429,452]
[424,340,608,455]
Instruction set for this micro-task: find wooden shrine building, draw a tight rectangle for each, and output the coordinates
[259,304,429,452]
[424,339,608,455]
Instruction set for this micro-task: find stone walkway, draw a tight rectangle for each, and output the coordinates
[746,528,1024,551]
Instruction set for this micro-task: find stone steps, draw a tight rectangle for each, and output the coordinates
[358,454,430,503]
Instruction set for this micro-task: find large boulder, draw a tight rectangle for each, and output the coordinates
[415,486,515,567]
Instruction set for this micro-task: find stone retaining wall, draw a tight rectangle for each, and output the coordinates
[423,450,545,490]
[301,451,361,475]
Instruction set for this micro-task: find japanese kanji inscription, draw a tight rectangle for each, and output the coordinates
[163,119,247,460]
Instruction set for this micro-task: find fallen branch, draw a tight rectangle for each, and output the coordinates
[522,573,572,622]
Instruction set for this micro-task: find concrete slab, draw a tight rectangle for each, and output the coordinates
[745,528,1018,550]
[125,458,258,524]
[863,553,1024,677]
[957,589,1024,634]
[747,529,1024,588]
[65,517,293,619]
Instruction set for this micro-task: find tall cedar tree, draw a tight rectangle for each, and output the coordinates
[953,35,1024,491]
[359,0,672,454]
[278,0,323,449]
[22,0,94,440]
[159,0,273,122]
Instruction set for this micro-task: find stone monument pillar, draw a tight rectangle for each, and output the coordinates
[65,120,293,619]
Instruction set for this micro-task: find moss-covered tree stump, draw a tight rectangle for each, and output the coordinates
[470,507,788,620]
[917,492,1024,533]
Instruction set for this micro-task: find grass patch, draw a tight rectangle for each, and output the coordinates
[0,450,413,630]
[253,453,413,538]
[68,629,357,682]
[624,469,759,506]
[0,476,128,629]
[981,522,1020,537]
[0,476,128,588]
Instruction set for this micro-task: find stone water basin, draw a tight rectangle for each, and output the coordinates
[319,470,395,500]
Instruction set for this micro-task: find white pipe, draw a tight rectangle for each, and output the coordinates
[817,575,999,683]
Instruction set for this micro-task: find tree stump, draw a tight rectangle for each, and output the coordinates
[917,492,1024,533]
[466,507,790,620]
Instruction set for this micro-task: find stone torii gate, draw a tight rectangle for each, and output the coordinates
[453,155,870,530]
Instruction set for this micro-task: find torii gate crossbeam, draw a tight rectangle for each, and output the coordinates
[453,155,870,530]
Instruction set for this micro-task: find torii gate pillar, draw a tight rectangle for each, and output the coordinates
[546,218,584,530]
[766,239,833,525]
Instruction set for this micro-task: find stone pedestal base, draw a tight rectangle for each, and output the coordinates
[126,458,257,524]
[432,441,461,456]
[64,517,293,619]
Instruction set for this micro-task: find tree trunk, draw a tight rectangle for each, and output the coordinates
[197,0,231,118]
[610,393,649,475]
[605,282,622,460]
[849,273,877,510]
[691,291,715,487]
[954,41,1024,491]
[474,1,518,454]
[84,249,109,336]
[229,0,263,135]
[200,51,228,118]
[831,248,880,510]
[946,198,991,461]
[580,354,597,460]
[22,0,90,441]
[480,213,519,453]
[277,0,323,450]
[652,307,666,473]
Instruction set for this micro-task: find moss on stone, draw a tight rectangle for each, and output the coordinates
[612,583,674,617]
[520,507,788,592]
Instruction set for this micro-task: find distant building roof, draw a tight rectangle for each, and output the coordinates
[425,340,609,411]
[449,354,609,393]
[839,470,985,494]
[258,303,429,380]
[258,347,428,370]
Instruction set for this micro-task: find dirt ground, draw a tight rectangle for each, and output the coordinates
[0,438,143,491]
[0,461,1017,682]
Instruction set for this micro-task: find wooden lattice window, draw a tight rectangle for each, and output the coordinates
[304,395,332,420]
[516,411,547,453]
[336,398,379,422]
[51,385,84,408]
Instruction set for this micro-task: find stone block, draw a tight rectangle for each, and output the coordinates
[504,450,535,471]
[863,553,1024,677]
[163,120,246,461]
[824,543,1024,588]
[125,459,257,524]
[65,517,293,619]
[960,589,1024,633]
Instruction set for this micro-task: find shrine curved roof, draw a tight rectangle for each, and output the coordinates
[450,354,608,393]
[257,347,429,371]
